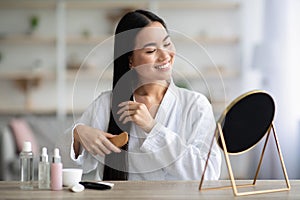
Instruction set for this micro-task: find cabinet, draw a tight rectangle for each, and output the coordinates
[0,0,242,117]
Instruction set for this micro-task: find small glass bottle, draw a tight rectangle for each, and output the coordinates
[20,141,34,190]
[50,148,63,191]
[38,147,50,189]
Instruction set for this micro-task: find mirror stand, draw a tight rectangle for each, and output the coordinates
[199,122,291,196]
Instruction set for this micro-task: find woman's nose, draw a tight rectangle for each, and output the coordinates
[157,49,170,61]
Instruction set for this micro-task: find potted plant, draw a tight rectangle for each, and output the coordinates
[29,15,39,35]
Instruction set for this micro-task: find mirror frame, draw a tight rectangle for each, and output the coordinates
[215,90,275,155]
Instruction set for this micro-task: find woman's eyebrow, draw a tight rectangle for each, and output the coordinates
[142,35,170,48]
[163,35,170,42]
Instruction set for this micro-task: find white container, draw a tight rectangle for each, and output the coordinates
[62,168,83,187]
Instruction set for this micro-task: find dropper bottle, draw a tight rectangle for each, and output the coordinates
[38,147,50,189]
[50,148,63,191]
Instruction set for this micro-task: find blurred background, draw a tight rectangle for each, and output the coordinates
[0,0,299,181]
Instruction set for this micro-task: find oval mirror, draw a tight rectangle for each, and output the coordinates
[216,90,275,154]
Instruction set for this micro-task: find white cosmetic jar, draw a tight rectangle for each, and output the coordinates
[62,168,83,187]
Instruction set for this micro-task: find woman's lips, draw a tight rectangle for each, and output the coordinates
[154,62,171,71]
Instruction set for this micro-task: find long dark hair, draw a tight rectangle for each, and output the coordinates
[103,10,167,180]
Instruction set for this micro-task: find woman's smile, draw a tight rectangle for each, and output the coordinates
[154,62,171,71]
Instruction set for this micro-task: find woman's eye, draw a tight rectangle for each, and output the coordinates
[164,42,171,47]
[146,49,156,54]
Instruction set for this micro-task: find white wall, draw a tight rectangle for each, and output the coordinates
[248,0,300,179]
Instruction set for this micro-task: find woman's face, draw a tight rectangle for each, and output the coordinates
[130,22,175,84]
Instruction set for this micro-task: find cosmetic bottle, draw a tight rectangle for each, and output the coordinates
[19,141,34,190]
[50,148,63,191]
[38,147,50,189]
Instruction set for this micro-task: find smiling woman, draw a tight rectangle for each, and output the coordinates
[130,22,175,83]
[66,9,221,181]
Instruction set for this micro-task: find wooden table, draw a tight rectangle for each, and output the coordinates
[0,180,298,199]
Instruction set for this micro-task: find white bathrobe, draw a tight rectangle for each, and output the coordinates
[69,81,221,180]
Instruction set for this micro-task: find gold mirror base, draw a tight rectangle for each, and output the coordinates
[199,122,291,196]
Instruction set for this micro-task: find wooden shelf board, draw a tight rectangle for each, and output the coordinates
[66,35,110,45]
[195,36,239,45]
[0,1,56,9]
[173,69,239,80]
[173,35,239,45]
[0,70,55,80]
[66,35,239,45]
[158,1,240,9]
[0,0,239,10]
[0,107,57,115]
[66,68,239,80]
[0,35,56,45]
[66,69,112,80]
[65,1,148,9]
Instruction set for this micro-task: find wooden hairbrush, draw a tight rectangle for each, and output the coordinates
[109,132,128,147]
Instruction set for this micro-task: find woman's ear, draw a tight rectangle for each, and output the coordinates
[128,56,133,69]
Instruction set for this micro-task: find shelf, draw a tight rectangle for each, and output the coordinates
[65,68,238,81]
[173,68,239,80]
[0,1,56,9]
[194,36,239,45]
[0,70,55,94]
[0,70,54,80]
[66,69,112,80]
[64,0,240,10]
[65,35,239,45]
[0,107,94,115]
[65,1,148,9]
[0,35,56,45]
[66,35,110,45]
[173,35,239,45]
[157,1,240,9]
[0,107,57,115]
[0,0,239,10]
[5,36,221,46]
[0,69,112,81]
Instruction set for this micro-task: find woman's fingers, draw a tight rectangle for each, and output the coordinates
[117,101,136,123]
[119,110,135,122]
[102,137,122,153]
[117,101,137,114]
[76,125,122,157]
[117,101,138,124]
[90,145,105,157]
[87,137,121,156]
[116,101,155,133]
[95,139,112,154]
[118,101,133,107]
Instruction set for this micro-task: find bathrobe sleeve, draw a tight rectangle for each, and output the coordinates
[67,91,111,175]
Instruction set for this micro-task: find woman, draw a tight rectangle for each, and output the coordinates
[69,9,221,181]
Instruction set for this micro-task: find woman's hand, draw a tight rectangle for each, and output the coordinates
[117,101,156,133]
[73,124,121,157]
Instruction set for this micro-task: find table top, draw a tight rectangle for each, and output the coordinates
[0,180,298,199]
